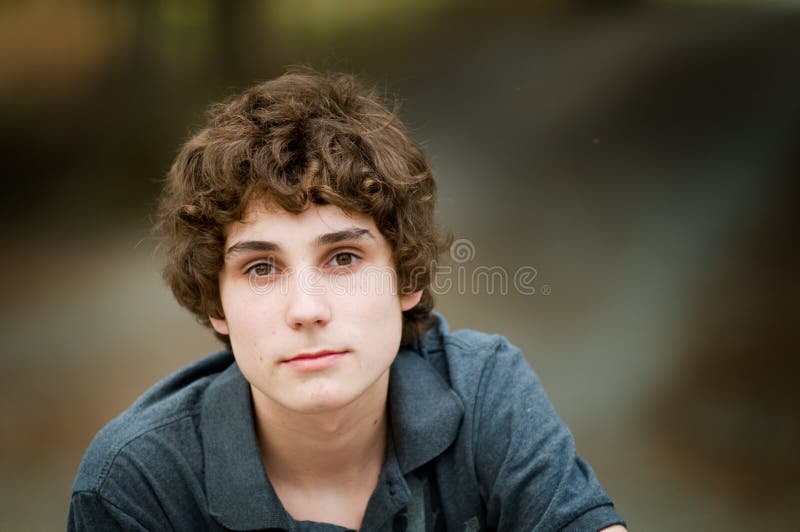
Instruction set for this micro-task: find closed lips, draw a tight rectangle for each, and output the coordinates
[287,350,346,361]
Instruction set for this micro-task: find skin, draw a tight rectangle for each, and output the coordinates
[210,202,421,528]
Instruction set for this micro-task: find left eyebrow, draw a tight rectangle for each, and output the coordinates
[314,227,376,247]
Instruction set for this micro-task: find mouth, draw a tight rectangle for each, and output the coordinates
[283,349,349,371]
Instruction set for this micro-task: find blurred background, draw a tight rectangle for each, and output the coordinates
[2,0,799,530]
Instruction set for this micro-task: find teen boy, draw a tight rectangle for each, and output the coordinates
[69,68,627,531]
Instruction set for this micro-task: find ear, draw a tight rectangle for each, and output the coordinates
[209,315,229,335]
[400,289,423,312]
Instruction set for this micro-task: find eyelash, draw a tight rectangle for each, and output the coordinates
[245,251,361,277]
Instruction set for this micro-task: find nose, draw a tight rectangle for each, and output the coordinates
[284,267,331,330]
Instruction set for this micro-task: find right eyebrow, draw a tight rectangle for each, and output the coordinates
[225,240,281,257]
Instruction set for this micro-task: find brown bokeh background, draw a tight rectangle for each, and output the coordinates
[2,1,799,530]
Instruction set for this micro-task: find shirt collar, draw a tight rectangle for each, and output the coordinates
[199,312,463,530]
[200,359,293,530]
[389,313,464,473]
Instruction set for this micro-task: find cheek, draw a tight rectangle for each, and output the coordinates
[335,291,404,358]
[334,287,403,324]
[222,284,279,328]
[223,294,283,356]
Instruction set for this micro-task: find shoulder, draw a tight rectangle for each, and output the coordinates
[421,312,532,397]
[420,313,561,454]
[72,350,235,495]
[422,316,625,530]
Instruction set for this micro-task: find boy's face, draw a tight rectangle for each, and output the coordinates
[210,202,421,415]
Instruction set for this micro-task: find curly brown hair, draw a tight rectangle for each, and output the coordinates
[156,67,450,347]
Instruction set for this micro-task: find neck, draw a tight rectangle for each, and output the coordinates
[251,372,389,489]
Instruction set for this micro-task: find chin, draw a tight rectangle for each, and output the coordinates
[287,395,357,416]
[284,384,359,414]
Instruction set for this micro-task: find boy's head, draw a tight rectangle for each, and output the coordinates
[157,67,449,348]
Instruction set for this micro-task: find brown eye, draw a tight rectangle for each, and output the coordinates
[249,263,274,276]
[331,252,356,267]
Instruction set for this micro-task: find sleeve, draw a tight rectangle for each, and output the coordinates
[473,339,626,531]
[68,491,149,532]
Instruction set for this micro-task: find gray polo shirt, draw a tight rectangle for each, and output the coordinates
[69,313,625,531]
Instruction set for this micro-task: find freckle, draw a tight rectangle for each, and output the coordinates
[373,419,378,425]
